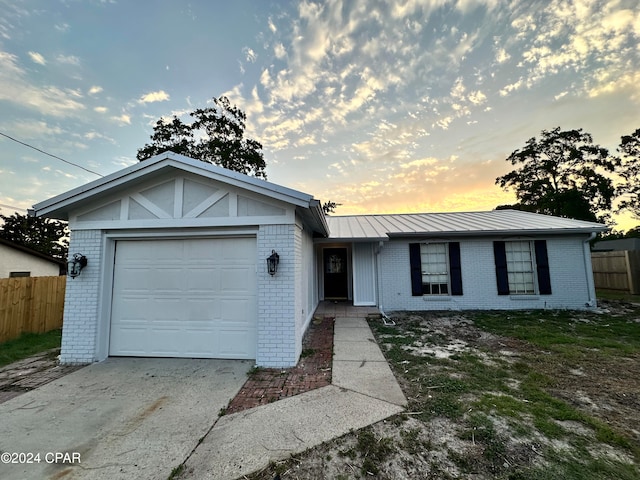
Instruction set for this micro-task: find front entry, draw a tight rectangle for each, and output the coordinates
[323,247,349,299]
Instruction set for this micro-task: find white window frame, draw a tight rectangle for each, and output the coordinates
[505,241,536,295]
[420,243,450,295]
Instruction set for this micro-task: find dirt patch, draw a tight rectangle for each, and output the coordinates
[244,301,640,479]
[0,348,84,404]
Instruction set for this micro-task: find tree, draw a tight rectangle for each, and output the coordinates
[495,127,617,222]
[137,96,267,178]
[322,201,342,215]
[0,213,68,260]
[616,128,640,219]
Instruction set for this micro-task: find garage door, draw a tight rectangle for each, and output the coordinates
[109,237,257,359]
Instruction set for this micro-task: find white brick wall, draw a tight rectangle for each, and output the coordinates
[379,236,595,312]
[256,224,299,367]
[60,225,309,368]
[60,229,102,364]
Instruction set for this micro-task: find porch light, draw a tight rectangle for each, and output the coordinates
[266,250,279,276]
[67,253,87,278]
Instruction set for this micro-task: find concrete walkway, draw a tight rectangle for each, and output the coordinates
[183,305,407,479]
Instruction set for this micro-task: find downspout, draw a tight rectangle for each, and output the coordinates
[375,240,395,325]
[583,232,597,308]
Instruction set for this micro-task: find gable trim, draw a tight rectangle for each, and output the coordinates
[33,152,320,219]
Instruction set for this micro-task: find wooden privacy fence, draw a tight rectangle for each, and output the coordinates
[0,276,66,343]
[591,250,640,295]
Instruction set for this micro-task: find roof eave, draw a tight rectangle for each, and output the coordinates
[33,152,317,219]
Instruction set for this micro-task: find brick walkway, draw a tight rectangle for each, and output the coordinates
[0,349,84,404]
[226,314,335,414]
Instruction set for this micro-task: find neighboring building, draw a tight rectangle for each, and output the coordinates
[32,152,607,367]
[592,238,640,252]
[0,238,64,278]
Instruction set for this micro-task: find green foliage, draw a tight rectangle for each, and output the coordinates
[167,464,184,480]
[322,201,342,215]
[617,127,640,220]
[0,329,62,367]
[495,127,617,222]
[137,96,267,178]
[472,310,640,357]
[355,429,395,475]
[0,213,68,260]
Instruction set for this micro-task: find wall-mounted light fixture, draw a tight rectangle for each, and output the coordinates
[266,250,279,276]
[67,253,87,278]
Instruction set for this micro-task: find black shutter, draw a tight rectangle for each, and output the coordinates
[449,242,463,296]
[409,243,423,296]
[493,241,509,295]
[534,240,552,295]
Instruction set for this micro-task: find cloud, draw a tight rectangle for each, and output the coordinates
[0,51,85,117]
[495,47,510,63]
[84,131,115,142]
[274,42,286,59]
[94,106,108,113]
[587,71,640,101]
[138,90,170,104]
[268,16,277,33]
[56,54,80,66]
[243,47,257,63]
[499,78,524,96]
[111,114,131,125]
[28,51,46,65]
[88,86,103,95]
[468,90,487,105]
[6,119,63,138]
[506,0,639,96]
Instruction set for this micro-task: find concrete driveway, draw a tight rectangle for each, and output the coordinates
[0,357,252,480]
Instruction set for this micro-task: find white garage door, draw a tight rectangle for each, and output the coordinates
[109,237,257,359]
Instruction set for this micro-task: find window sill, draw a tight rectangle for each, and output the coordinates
[422,295,452,301]
[509,295,539,301]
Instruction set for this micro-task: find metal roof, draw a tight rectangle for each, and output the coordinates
[325,210,608,241]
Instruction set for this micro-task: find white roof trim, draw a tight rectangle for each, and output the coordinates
[33,151,316,217]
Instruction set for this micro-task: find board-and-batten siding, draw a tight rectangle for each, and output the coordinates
[70,174,294,230]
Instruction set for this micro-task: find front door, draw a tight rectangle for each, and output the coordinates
[324,248,348,299]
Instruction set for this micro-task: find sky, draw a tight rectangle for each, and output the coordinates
[0,0,638,230]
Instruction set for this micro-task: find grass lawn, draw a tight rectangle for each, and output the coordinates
[246,300,640,480]
[597,289,640,304]
[0,329,62,368]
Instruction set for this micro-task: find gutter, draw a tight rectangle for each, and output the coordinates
[387,228,609,238]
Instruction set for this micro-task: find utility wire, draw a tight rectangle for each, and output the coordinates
[0,131,104,177]
[0,203,27,211]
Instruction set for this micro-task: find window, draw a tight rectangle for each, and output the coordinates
[9,271,30,278]
[420,243,449,294]
[410,242,463,296]
[505,241,535,294]
[493,240,552,296]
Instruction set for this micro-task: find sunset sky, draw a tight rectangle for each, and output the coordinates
[1,0,638,230]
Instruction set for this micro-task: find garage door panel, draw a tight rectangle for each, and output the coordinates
[220,298,254,323]
[186,299,219,319]
[187,270,220,290]
[218,330,254,357]
[220,267,255,291]
[110,238,257,359]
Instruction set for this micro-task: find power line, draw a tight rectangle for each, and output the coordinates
[0,131,104,177]
[0,203,27,211]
